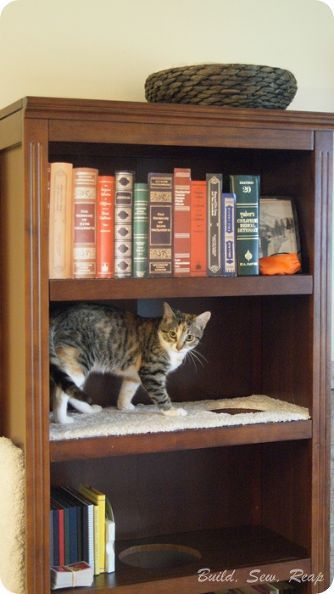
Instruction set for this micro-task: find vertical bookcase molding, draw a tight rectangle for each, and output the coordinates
[24,119,50,594]
[0,98,333,594]
[311,131,333,579]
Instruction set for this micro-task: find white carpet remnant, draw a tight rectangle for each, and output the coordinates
[0,437,25,594]
[50,395,310,441]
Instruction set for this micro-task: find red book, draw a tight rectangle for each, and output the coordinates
[173,168,191,276]
[51,498,65,566]
[96,176,115,278]
[190,180,207,276]
[72,167,98,278]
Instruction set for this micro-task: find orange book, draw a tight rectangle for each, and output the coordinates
[190,180,207,276]
[173,168,191,276]
[72,167,98,279]
[96,176,115,278]
[48,162,73,279]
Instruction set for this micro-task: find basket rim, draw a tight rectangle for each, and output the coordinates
[146,63,297,80]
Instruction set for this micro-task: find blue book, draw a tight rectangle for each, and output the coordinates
[222,193,236,277]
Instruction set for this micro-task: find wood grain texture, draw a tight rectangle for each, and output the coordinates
[50,421,312,462]
[23,119,50,594]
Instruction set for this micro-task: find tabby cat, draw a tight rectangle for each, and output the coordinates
[50,302,211,424]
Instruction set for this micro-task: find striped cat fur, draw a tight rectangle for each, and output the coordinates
[50,302,211,424]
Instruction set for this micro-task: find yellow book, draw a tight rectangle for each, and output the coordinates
[79,485,105,572]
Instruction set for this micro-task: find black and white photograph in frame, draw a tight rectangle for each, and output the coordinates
[259,197,300,259]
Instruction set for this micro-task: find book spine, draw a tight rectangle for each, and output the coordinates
[222,193,237,277]
[78,485,105,573]
[49,162,73,279]
[96,175,115,278]
[207,173,223,276]
[72,167,98,279]
[92,506,100,575]
[173,167,191,276]
[133,183,149,278]
[148,172,173,276]
[50,509,56,566]
[230,174,260,275]
[190,180,207,276]
[114,171,134,278]
[58,508,65,566]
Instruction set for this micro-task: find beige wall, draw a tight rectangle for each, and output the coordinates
[0,0,333,353]
[0,0,333,111]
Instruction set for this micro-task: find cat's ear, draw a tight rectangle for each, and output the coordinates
[195,311,211,330]
[163,302,175,322]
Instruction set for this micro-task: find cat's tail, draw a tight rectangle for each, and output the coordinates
[50,362,93,404]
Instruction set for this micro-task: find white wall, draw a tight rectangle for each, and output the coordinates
[0,0,333,111]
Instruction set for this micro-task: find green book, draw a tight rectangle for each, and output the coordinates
[133,182,149,277]
[230,174,260,275]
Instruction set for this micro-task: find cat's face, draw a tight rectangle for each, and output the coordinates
[159,302,211,353]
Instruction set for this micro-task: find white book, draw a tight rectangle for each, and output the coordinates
[105,498,115,573]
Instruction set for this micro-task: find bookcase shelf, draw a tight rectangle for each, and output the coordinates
[55,526,310,594]
[50,420,312,462]
[49,275,313,301]
[0,98,332,594]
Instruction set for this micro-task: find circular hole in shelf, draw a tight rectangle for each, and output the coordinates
[211,407,264,415]
[119,543,202,569]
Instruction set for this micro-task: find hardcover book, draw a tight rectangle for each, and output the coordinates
[114,171,134,278]
[148,172,173,276]
[96,176,115,278]
[173,167,191,276]
[230,174,260,275]
[79,485,105,573]
[222,193,237,276]
[49,162,73,279]
[190,180,207,276]
[72,167,98,279]
[207,173,223,276]
[133,182,149,278]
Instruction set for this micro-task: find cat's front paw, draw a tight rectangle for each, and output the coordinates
[162,407,187,417]
[117,402,136,412]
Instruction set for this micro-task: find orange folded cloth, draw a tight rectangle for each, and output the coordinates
[259,253,301,275]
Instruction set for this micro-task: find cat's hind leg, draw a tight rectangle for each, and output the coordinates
[67,371,102,415]
[53,387,74,424]
[51,363,101,422]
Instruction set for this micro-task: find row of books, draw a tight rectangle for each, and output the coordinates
[50,484,115,585]
[48,164,261,279]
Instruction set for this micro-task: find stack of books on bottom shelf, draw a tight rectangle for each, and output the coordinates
[50,485,115,588]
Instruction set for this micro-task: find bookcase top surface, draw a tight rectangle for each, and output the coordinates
[1,96,334,129]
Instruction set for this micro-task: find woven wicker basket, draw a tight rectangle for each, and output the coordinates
[145,64,297,109]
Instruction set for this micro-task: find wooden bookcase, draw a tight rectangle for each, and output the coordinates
[0,97,332,594]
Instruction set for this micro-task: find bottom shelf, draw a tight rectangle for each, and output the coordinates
[55,525,310,594]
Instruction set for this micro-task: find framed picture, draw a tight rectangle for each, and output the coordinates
[259,196,300,259]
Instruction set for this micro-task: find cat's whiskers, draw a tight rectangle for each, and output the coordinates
[185,350,201,373]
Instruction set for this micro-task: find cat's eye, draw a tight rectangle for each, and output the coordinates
[186,335,194,342]
[169,331,177,339]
